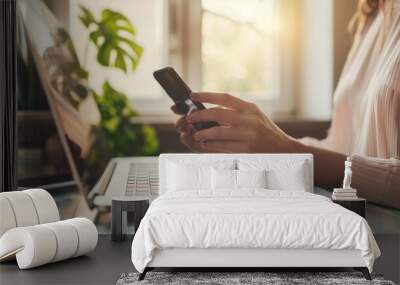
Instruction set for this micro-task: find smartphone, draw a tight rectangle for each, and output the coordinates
[153,66,218,130]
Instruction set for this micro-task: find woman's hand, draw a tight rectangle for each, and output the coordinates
[171,102,205,152]
[172,92,295,153]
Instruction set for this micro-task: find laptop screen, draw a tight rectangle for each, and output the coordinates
[18,0,102,193]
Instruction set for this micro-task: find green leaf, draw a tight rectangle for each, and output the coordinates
[101,9,137,34]
[90,81,159,160]
[80,7,143,73]
[115,53,127,72]
[97,44,112,66]
[79,6,96,28]
[89,30,103,46]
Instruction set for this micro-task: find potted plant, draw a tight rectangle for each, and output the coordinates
[77,6,159,182]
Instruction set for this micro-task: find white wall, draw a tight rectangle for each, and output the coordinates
[295,0,357,120]
[69,0,168,99]
[297,0,334,120]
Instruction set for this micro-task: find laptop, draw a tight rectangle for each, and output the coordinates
[18,0,159,218]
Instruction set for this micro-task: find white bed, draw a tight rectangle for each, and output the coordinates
[131,154,380,280]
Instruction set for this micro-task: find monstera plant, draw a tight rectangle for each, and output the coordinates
[79,6,143,72]
[78,5,159,179]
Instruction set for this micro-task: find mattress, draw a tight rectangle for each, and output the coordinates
[131,190,380,273]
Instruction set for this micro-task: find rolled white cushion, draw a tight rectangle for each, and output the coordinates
[24,189,59,224]
[0,226,57,269]
[0,189,60,238]
[0,192,39,227]
[0,218,98,269]
[0,196,17,237]
[42,221,79,262]
[64,218,98,257]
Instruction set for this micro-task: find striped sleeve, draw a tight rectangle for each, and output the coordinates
[351,155,400,209]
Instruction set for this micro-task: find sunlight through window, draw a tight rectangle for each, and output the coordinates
[201,0,280,99]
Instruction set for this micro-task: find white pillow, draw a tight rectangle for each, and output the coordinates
[266,163,307,191]
[211,169,267,190]
[238,159,308,191]
[237,169,267,189]
[211,168,236,190]
[167,160,235,191]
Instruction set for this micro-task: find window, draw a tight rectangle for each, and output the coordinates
[201,0,280,100]
[69,0,296,118]
[169,0,295,117]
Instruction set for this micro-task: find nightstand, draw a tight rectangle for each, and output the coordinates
[111,196,149,242]
[332,198,366,218]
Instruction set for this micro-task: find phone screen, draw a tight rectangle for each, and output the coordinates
[153,67,218,130]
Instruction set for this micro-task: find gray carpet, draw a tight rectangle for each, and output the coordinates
[117,272,396,285]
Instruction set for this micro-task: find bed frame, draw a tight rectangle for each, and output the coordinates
[138,154,371,281]
[139,248,371,280]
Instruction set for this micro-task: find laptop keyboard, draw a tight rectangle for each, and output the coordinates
[125,162,159,197]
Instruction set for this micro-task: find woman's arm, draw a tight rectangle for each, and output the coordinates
[174,92,347,189]
[351,155,400,209]
[289,140,347,189]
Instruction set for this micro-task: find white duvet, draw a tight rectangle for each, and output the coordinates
[131,190,380,273]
